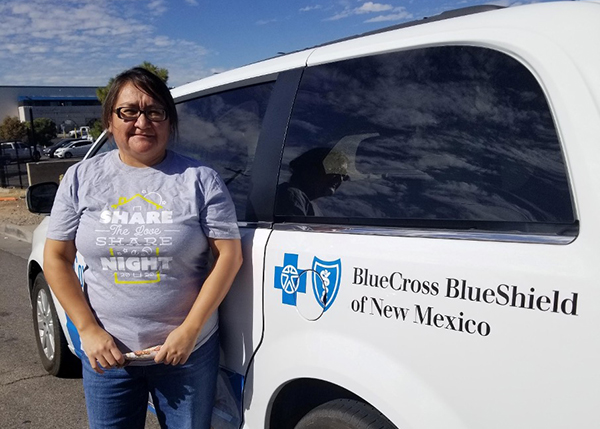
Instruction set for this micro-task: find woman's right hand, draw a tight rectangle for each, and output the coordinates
[80,325,125,374]
[44,239,125,374]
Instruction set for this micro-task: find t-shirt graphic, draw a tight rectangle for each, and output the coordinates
[97,192,176,285]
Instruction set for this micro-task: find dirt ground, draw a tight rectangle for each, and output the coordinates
[0,188,45,226]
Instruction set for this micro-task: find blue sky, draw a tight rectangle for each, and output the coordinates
[0,0,567,88]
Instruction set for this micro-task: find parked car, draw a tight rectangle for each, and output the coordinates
[0,141,41,163]
[54,140,93,159]
[26,2,600,428]
[43,138,79,158]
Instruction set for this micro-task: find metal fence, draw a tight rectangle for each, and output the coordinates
[0,146,39,188]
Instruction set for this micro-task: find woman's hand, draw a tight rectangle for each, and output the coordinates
[80,325,125,374]
[154,323,199,365]
[44,238,125,374]
[154,238,242,366]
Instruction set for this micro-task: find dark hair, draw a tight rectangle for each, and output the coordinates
[101,67,178,137]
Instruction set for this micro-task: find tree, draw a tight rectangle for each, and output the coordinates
[139,61,169,83]
[25,118,57,146]
[90,119,104,140]
[96,62,169,104]
[95,79,114,105]
[0,116,27,141]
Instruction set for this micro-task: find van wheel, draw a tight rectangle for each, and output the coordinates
[32,151,41,162]
[31,273,81,378]
[295,399,396,429]
[64,152,73,159]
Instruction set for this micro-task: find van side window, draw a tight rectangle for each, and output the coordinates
[276,46,575,234]
[95,139,118,155]
[175,82,275,221]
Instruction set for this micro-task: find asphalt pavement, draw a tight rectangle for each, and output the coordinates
[0,229,161,428]
[0,244,90,428]
[0,223,37,259]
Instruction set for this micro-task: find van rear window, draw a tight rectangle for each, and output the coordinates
[276,46,575,235]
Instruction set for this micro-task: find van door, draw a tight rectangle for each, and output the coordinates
[256,46,595,428]
[172,72,309,409]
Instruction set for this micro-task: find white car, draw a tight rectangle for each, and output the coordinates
[54,140,93,159]
[27,2,600,428]
[1,141,41,163]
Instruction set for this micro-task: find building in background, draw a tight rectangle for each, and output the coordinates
[0,86,101,134]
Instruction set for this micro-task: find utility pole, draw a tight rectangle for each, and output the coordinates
[28,106,36,147]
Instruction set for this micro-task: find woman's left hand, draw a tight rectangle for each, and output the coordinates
[154,238,242,366]
[154,324,198,365]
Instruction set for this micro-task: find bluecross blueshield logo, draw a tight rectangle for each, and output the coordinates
[274,253,342,311]
[312,257,341,311]
[274,253,306,305]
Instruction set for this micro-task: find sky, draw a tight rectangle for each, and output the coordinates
[0,0,571,88]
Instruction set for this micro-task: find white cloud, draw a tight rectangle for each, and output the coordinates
[365,10,413,22]
[153,36,173,47]
[327,2,411,22]
[355,2,393,14]
[185,0,199,5]
[256,18,279,25]
[0,0,210,86]
[29,45,50,53]
[300,5,323,12]
[147,0,168,16]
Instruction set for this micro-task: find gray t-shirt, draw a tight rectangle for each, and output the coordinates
[47,150,240,358]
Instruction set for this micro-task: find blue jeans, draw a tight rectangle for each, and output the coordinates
[82,332,219,429]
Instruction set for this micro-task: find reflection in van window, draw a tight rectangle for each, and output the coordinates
[276,46,575,233]
[276,148,349,216]
[175,82,275,221]
[95,138,117,155]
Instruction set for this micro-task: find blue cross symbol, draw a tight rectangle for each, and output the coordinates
[274,253,306,306]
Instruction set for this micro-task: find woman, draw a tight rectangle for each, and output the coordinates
[43,67,242,429]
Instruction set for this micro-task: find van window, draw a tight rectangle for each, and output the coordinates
[95,139,117,155]
[275,46,575,234]
[175,82,275,221]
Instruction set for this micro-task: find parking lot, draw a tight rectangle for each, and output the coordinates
[0,237,161,428]
[0,149,84,189]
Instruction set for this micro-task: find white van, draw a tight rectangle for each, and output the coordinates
[27,2,600,428]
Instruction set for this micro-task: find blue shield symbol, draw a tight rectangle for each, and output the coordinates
[312,257,341,311]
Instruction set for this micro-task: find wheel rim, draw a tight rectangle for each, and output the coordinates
[36,289,55,361]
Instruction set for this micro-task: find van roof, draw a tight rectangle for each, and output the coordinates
[171,1,600,100]
[290,5,504,54]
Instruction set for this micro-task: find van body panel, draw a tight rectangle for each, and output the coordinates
[259,227,597,428]
[27,3,599,428]
[171,50,312,101]
[218,227,269,373]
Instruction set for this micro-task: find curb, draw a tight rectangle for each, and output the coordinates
[0,222,36,243]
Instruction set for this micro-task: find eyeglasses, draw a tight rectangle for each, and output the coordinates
[114,107,168,122]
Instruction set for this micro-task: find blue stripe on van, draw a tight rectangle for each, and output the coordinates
[66,314,83,358]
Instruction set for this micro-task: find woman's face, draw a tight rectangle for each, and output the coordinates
[108,82,171,167]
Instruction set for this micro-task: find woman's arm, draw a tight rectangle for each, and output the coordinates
[155,238,243,365]
[43,238,124,373]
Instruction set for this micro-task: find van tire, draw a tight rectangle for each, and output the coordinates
[31,273,81,378]
[294,399,396,429]
[64,152,73,159]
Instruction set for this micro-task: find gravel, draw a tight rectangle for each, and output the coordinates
[0,188,45,226]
